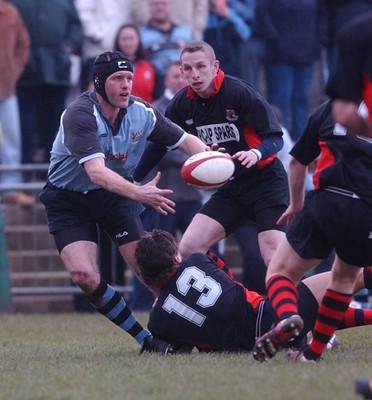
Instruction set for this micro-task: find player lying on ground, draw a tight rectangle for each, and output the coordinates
[135,230,372,354]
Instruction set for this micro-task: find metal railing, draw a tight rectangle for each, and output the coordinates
[0,164,133,299]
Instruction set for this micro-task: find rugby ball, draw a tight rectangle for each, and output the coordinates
[181,151,235,189]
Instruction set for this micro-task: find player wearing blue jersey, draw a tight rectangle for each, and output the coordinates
[39,51,206,351]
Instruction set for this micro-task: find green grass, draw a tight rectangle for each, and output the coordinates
[0,313,371,400]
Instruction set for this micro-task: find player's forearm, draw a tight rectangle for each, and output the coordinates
[85,160,137,199]
[288,158,308,209]
[178,134,207,156]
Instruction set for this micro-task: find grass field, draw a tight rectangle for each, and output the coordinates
[0,312,371,400]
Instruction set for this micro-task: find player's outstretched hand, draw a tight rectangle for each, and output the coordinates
[134,172,175,215]
[140,335,175,355]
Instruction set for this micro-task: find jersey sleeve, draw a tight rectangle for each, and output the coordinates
[149,106,187,150]
[62,101,104,163]
[289,102,329,165]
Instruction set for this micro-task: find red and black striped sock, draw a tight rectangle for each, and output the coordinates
[266,274,298,320]
[338,306,372,329]
[363,266,372,289]
[305,289,352,360]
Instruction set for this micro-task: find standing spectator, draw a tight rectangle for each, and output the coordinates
[75,0,133,91]
[138,0,194,99]
[228,0,262,86]
[255,0,327,141]
[132,0,209,41]
[204,0,251,77]
[10,0,83,164]
[165,41,288,268]
[114,23,156,103]
[0,0,34,205]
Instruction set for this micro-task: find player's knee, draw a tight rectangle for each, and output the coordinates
[70,270,100,294]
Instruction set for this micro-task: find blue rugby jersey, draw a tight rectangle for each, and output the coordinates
[47,91,187,191]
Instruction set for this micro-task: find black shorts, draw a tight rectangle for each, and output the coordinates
[39,186,145,252]
[256,282,318,348]
[287,190,372,266]
[199,159,288,235]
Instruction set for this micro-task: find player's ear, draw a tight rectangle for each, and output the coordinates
[174,253,182,264]
[213,60,220,74]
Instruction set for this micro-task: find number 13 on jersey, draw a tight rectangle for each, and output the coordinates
[162,266,222,327]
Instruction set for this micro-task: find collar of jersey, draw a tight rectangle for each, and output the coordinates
[186,69,225,99]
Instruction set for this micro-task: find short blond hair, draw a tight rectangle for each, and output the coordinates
[181,40,216,63]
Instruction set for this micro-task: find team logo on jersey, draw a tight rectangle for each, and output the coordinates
[131,130,141,142]
[225,109,238,122]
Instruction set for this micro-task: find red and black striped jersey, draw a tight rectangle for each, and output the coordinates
[290,100,372,203]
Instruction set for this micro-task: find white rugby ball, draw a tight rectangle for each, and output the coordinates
[181,151,235,189]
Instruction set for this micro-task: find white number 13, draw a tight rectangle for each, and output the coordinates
[162,266,222,326]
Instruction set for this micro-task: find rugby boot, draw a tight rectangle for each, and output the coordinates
[253,314,304,362]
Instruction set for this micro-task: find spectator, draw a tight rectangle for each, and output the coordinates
[11,0,83,164]
[204,0,251,77]
[75,0,133,91]
[138,0,194,99]
[255,0,327,141]
[0,0,34,205]
[114,23,156,103]
[230,0,265,88]
[132,0,209,41]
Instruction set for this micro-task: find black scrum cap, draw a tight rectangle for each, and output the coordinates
[93,51,133,102]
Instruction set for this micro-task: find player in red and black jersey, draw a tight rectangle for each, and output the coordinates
[253,96,372,363]
[165,40,288,270]
[326,12,372,390]
[135,230,372,353]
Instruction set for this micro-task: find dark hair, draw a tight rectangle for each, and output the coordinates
[135,230,179,285]
[113,23,147,61]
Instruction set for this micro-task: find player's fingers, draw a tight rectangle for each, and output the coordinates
[156,201,176,215]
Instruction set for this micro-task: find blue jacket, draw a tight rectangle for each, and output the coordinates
[10,0,82,87]
[255,0,327,64]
